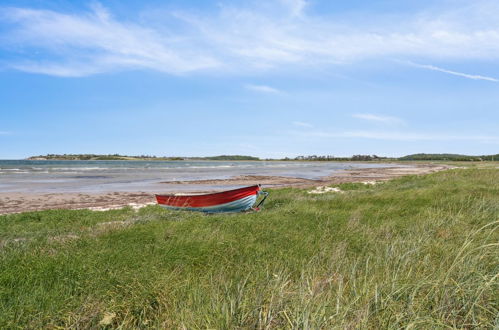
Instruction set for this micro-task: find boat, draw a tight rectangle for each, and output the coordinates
[155,185,269,213]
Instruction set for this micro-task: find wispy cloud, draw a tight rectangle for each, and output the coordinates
[0,4,219,76]
[292,130,499,143]
[245,84,281,94]
[408,62,499,82]
[352,113,404,124]
[292,121,313,128]
[0,131,11,135]
[2,1,499,76]
[278,0,308,17]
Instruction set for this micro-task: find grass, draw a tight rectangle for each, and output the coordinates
[1,168,498,328]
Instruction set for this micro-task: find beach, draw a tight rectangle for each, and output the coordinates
[0,163,450,214]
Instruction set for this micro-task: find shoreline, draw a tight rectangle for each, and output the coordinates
[0,163,452,215]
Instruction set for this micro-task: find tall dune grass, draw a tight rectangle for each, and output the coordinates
[0,168,497,328]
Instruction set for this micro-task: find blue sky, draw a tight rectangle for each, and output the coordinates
[1,0,498,159]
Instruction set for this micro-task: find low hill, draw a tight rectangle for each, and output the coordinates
[203,155,260,161]
[27,154,182,161]
[27,154,260,161]
[399,153,499,161]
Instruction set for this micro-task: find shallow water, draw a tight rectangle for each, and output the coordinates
[0,160,400,193]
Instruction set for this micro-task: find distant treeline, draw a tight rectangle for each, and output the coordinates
[284,153,499,161]
[281,155,386,161]
[28,153,498,161]
[27,154,259,161]
[202,155,260,161]
[398,153,499,161]
[28,154,182,161]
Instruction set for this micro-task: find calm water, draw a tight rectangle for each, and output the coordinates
[0,160,399,193]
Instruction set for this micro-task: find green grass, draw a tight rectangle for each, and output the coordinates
[1,168,498,328]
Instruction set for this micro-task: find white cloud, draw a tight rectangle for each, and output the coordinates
[2,1,499,76]
[293,130,499,143]
[1,5,219,76]
[245,84,281,93]
[293,121,313,128]
[353,113,404,124]
[408,62,498,82]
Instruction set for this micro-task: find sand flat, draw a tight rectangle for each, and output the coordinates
[0,164,452,214]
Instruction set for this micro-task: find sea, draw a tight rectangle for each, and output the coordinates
[0,160,399,193]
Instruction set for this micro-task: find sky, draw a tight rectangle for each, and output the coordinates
[1,0,498,159]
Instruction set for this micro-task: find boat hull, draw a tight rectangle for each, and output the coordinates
[155,185,261,213]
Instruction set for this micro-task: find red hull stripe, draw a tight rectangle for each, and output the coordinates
[155,185,260,208]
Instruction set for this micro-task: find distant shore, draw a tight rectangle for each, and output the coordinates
[26,154,259,161]
[0,163,451,214]
[24,153,499,162]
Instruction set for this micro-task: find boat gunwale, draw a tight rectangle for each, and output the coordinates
[155,184,260,198]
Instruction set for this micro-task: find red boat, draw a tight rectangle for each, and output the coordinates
[155,185,268,213]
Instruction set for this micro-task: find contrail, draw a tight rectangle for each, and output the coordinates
[408,62,498,82]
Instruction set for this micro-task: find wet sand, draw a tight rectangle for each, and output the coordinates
[0,164,452,214]
[162,164,451,187]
